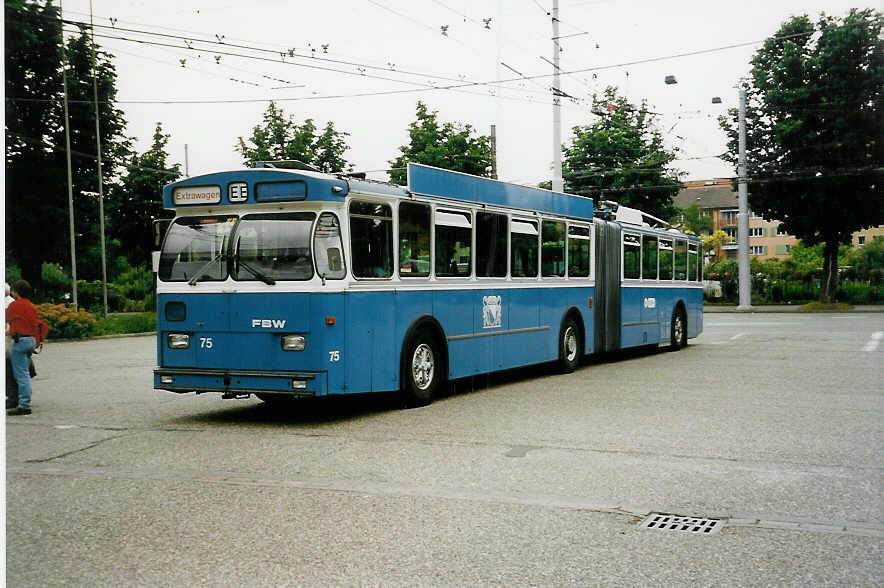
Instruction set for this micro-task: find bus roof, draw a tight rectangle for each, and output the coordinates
[162,163,594,222]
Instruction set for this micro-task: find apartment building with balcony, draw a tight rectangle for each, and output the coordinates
[674,179,797,261]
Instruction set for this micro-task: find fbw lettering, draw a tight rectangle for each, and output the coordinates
[251,319,287,328]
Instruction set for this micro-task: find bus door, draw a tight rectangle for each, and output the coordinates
[593,219,620,352]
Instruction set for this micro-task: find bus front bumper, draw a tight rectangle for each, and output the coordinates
[153,367,325,397]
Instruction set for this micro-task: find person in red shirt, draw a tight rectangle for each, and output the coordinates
[6,279,39,415]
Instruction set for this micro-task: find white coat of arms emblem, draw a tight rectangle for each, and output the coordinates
[482,295,502,329]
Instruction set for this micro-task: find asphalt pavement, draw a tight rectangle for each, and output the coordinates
[5,312,883,586]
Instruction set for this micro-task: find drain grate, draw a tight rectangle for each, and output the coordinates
[639,513,725,535]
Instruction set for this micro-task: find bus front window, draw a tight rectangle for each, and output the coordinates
[158,216,237,282]
[232,212,316,282]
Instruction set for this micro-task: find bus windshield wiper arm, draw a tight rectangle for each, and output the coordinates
[238,261,276,285]
[188,252,225,285]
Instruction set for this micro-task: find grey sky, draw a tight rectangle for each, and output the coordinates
[61,0,878,185]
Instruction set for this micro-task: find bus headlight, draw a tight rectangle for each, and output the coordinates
[167,333,190,349]
[281,335,306,351]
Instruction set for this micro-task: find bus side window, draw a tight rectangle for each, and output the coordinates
[349,201,393,279]
[399,202,431,277]
[477,212,507,277]
[511,220,538,277]
[567,225,591,278]
[659,239,673,280]
[435,209,472,277]
[314,212,346,279]
[541,220,566,277]
[688,244,699,281]
[642,235,658,280]
[623,234,641,279]
[674,239,687,280]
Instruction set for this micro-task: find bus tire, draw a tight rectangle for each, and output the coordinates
[401,330,442,407]
[670,306,687,350]
[558,316,581,373]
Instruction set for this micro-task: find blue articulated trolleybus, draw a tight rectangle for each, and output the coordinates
[154,162,702,406]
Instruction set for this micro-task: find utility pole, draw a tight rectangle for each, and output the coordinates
[737,89,752,309]
[551,0,563,192]
[89,0,108,317]
[490,125,498,180]
[60,0,78,309]
[184,144,190,177]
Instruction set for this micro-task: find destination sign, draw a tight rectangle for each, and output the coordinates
[173,185,221,205]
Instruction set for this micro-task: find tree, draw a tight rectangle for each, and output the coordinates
[5,1,131,285]
[701,230,734,261]
[388,101,493,185]
[720,9,883,302]
[562,86,682,221]
[236,102,352,173]
[107,122,182,266]
[677,203,713,235]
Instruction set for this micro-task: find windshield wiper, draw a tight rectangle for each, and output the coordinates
[188,252,226,285]
[238,261,276,285]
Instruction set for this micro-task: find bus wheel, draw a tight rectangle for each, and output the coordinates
[558,317,581,373]
[670,307,687,350]
[401,331,442,407]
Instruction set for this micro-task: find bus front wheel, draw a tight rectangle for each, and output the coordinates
[670,307,687,350]
[558,317,581,373]
[401,331,442,407]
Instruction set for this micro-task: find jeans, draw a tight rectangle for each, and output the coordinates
[10,336,35,409]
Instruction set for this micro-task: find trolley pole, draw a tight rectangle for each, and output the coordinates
[490,125,498,180]
[90,0,108,317]
[551,0,563,192]
[737,89,752,309]
[60,0,78,309]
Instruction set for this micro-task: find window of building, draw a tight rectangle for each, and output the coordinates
[435,209,472,277]
[721,210,738,224]
[511,219,538,277]
[749,245,767,256]
[749,227,765,237]
[476,212,508,277]
[350,201,393,278]
[858,235,866,246]
[568,225,591,277]
[642,235,658,280]
[541,220,566,277]
[724,226,737,239]
[623,233,641,279]
[659,239,673,280]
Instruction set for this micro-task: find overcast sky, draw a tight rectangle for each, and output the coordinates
[60,0,878,186]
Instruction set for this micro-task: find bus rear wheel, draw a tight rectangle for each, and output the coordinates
[558,317,581,373]
[401,331,442,407]
[670,307,687,350]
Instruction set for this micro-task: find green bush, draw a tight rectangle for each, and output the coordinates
[35,303,100,339]
[5,264,22,285]
[76,280,124,313]
[41,262,71,302]
[97,312,156,334]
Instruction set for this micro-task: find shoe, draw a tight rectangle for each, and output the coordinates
[7,407,32,416]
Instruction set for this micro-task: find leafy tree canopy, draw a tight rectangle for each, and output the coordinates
[5,1,131,284]
[720,8,883,301]
[562,86,682,221]
[107,122,182,265]
[677,203,713,235]
[389,101,493,185]
[236,102,352,173]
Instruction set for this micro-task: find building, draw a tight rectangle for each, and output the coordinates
[674,179,798,261]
